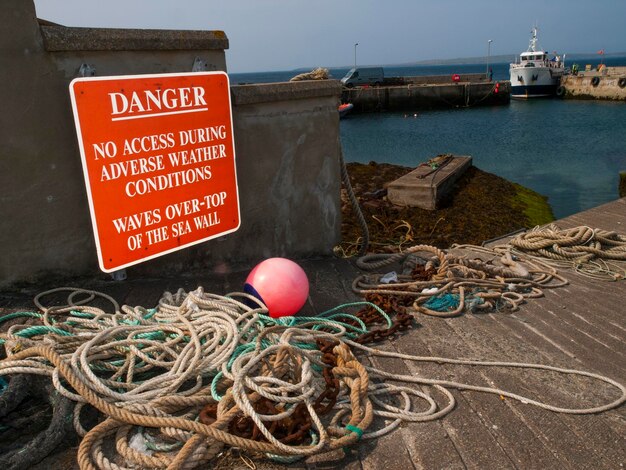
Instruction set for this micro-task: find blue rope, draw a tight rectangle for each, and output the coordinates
[267,431,319,463]
[423,293,460,312]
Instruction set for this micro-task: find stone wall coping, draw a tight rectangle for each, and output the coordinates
[231,80,342,106]
[39,22,229,52]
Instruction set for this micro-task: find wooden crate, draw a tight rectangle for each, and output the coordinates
[387,155,472,209]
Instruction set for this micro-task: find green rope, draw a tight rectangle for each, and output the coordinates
[0,311,43,324]
[320,301,393,328]
[68,310,96,319]
[345,424,363,440]
[203,302,395,401]
[342,424,364,453]
[267,431,319,463]
[144,308,157,320]
[12,325,73,338]
[1,300,397,406]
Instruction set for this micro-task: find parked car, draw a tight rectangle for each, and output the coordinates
[341,67,384,88]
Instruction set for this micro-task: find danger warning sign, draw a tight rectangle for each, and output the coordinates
[69,72,240,272]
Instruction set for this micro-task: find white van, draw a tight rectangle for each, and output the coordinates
[341,67,384,88]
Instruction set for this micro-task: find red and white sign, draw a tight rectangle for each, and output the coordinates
[69,72,240,272]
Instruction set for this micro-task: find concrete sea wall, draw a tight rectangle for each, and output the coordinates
[561,67,626,101]
[342,81,510,113]
[0,0,343,288]
[402,73,489,85]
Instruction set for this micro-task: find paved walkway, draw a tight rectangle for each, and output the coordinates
[2,198,625,469]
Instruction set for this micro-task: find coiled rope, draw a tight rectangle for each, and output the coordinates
[354,244,567,317]
[508,224,626,281]
[0,284,624,469]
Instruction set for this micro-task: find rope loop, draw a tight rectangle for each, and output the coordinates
[0,237,624,469]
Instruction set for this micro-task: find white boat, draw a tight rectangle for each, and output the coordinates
[509,27,565,99]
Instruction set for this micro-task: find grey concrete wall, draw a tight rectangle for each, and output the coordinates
[342,81,509,113]
[403,73,489,85]
[0,0,342,288]
[133,82,342,278]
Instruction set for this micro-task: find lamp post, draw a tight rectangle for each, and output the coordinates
[354,43,359,68]
[486,39,493,80]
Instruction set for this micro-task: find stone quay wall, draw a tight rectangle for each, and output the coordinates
[342,81,510,113]
[561,68,626,101]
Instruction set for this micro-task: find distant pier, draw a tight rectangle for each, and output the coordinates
[341,74,510,113]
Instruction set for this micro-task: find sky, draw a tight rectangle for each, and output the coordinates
[33,0,626,73]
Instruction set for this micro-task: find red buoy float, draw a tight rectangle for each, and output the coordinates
[244,258,309,317]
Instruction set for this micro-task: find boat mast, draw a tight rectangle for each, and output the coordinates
[528,26,538,53]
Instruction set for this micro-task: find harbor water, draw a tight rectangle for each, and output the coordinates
[231,59,626,219]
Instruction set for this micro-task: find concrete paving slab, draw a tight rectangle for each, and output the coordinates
[1,198,625,469]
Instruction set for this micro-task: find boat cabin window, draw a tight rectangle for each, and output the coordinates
[522,54,545,61]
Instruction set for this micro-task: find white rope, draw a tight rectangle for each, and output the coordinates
[0,285,624,468]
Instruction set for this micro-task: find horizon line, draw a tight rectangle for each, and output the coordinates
[229,51,626,75]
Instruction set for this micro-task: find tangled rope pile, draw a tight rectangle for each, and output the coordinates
[0,282,624,469]
[354,243,568,317]
[508,224,626,281]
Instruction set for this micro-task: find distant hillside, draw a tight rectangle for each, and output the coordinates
[390,52,626,67]
[289,52,626,72]
[391,54,515,66]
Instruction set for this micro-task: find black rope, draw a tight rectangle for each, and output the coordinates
[339,144,369,256]
[0,375,77,469]
[0,375,30,418]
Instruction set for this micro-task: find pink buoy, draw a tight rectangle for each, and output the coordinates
[244,258,309,318]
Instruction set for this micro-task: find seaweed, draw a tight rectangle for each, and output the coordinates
[339,161,554,256]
